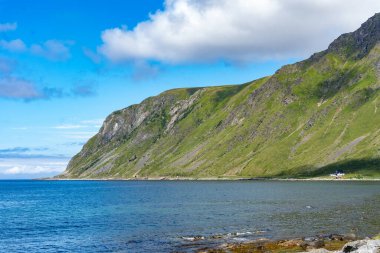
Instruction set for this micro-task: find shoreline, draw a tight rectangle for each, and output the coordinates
[194,233,380,253]
[40,176,380,181]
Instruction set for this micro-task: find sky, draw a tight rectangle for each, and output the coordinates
[0,0,379,179]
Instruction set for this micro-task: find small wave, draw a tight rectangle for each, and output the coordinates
[236,231,253,236]
[231,230,267,237]
[254,230,268,234]
[181,236,205,242]
[232,237,250,242]
[181,230,268,243]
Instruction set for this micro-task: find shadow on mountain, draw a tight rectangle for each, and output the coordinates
[276,158,380,178]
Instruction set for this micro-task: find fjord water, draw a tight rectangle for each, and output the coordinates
[1,181,379,252]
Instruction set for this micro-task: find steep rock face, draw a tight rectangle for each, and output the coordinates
[61,13,380,179]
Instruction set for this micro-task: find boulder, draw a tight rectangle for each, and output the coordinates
[341,240,380,253]
[306,249,332,253]
[342,233,357,241]
[301,239,325,250]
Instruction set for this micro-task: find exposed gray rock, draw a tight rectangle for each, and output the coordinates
[165,89,204,133]
[341,240,380,253]
[303,240,380,253]
[301,239,325,250]
[328,13,380,59]
[342,233,358,242]
[305,249,331,253]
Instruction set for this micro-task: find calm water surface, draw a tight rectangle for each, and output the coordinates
[0,180,379,252]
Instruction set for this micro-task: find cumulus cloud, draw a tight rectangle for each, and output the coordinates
[0,37,73,61]
[2,163,64,175]
[0,77,97,100]
[0,39,27,52]
[0,55,74,101]
[3,166,53,175]
[0,22,17,32]
[0,77,41,99]
[30,40,72,61]
[0,76,69,100]
[0,157,68,178]
[99,0,380,63]
[0,146,67,178]
[0,72,67,101]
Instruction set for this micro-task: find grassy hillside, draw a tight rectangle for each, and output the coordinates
[60,14,380,179]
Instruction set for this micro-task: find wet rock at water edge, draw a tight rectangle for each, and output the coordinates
[342,233,357,241]
[182,236,205,242]
[300,239,325,250]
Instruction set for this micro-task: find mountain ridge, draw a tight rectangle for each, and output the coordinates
[60,13,380,179]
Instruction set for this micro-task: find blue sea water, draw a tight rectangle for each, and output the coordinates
[0,180,379,252]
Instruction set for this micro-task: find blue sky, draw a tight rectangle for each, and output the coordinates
[0,0,379,178]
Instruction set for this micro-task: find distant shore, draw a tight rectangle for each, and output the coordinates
[42,176,380,181]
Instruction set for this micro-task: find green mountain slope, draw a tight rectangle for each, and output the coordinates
[61,13,380,179]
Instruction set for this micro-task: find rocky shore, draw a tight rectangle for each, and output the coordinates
[197,234,380,253]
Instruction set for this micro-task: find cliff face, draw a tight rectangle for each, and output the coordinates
[61,14,380,179]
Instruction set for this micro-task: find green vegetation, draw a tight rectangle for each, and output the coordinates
[60,14,380,179]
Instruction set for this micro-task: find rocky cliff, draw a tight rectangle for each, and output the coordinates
[60,13,380,179]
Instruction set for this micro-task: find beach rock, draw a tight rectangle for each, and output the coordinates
[330,234,345,241]
[210,234,224,239]
[208,237,379,253]
[341,239,380,253]
[342,233,357,241]
[278,239,303,247]
[301,239,325,250]
[305,249,332,253]
[304,236,319,242]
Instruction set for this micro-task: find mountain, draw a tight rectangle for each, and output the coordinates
[60,13,380,179]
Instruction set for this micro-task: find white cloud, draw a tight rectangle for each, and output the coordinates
[99,0,380,63]
[0,38,73,62]
[0,76,95,101]
[0,22,17,32]
[0,76,70,100]
[0,157,68,178]
[30,40,72,61]
[0,76,40,99]
[3,165,62,175]
[0,39,27,52]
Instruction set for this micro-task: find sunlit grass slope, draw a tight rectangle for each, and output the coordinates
[61,14,380,179]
